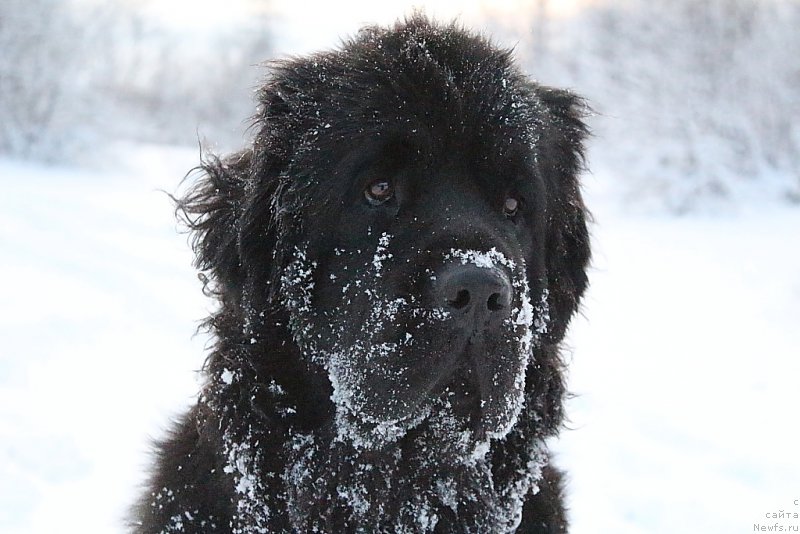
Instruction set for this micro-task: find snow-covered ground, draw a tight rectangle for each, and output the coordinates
[1,147,798,533]
[559,171,800,532]
[0,147,210,533]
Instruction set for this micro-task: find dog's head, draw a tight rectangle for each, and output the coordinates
[182,17,589,455]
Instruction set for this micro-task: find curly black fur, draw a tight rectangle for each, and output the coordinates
[131,15,589,534]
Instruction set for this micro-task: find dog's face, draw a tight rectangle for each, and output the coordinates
[278,134,553,450]
[194,20,590,458]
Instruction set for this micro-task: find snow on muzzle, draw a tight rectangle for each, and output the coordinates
[435,248,540,441]
[282,243,544,449]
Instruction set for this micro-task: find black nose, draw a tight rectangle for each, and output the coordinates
[436,264,513,330]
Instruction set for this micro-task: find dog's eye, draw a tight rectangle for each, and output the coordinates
[503,196,519,218]
[365,178,394,205]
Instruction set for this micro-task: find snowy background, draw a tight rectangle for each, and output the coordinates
[1,0,799,532]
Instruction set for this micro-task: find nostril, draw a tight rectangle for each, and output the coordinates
[487,292,505,311]
[436,264,513,320]
[448,289,471,309]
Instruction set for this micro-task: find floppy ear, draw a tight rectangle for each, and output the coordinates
[177,150,251,307]
[536,86,591,344]
[235,78,298,312]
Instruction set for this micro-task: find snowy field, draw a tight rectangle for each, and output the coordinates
[1,146,799,533]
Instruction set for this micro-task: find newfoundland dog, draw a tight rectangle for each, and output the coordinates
[132,15,590,534]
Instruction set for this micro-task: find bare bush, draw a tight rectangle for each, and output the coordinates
[504,0,800,211]
[0,0,89,161]
[0,0,274,161]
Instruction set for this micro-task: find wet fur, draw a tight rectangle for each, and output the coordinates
[131,16,589,534]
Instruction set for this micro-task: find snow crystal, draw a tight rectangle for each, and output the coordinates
[470,438,491,463]
[221,430,271,533]
[445,247,517,270]
[220,369,234,385]
[167,514,184,531]
[435,479,459,513]
[416,506,438,531]
[267,380,286,396]
[371,232,393,274]
[532,288,550,336]
[281,248,317,316]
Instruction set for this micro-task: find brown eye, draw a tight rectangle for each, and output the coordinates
[503,196,519,217]
[365,179,394,205]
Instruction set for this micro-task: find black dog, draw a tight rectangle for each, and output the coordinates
[132,16,590,533]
